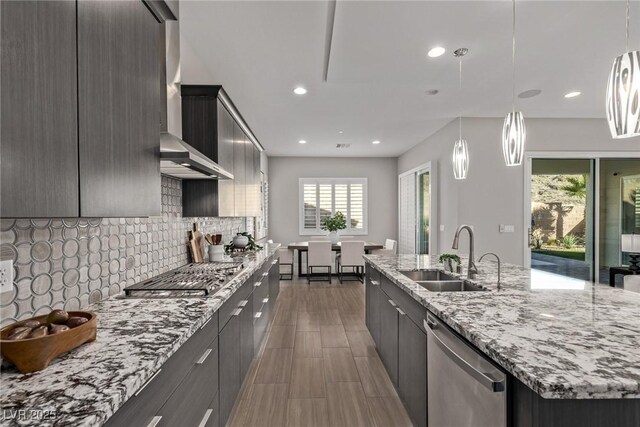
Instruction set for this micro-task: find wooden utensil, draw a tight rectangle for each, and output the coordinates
[189,230,202,263]
[214,234,222,245]
[0,311,97,374]
[192,223,204,262]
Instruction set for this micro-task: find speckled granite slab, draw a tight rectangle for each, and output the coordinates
[0,244,280,427]
[363,254,640,400]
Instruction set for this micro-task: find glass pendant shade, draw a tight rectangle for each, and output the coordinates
[452,139,469,180]
[502,111,526,166]
[606,50,640,139]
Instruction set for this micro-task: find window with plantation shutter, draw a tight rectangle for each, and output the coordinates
[299,178,368,235]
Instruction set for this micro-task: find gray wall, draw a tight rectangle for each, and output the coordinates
[268,157,398,246]
[0,176,246,326]
[398,118,640,265]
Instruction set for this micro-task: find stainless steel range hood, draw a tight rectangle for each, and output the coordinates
[160,134,233,179]
[158,2,232,180]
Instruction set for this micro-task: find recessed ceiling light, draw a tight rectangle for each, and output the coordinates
[293,87,307,95]
[338,130,344,134]
[426,89,439,95]
[564,91,581,98]
[427,47,446,58]
[518,89,542,99]
[180,163,190,167]
[372,140,381,145]
[298,140,307,144]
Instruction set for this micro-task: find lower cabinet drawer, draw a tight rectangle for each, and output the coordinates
[156,337,220,427]
[105,320,217,427]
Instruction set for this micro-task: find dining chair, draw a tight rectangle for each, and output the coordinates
[371,238,397,255]
[624,275,640,293]
[337,241,365,283]
[307,241,332,284]
[278,247,294,280]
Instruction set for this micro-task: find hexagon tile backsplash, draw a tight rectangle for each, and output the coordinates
[0,176,247,327]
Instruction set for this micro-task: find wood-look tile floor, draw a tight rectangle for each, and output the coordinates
[227,278,414,427]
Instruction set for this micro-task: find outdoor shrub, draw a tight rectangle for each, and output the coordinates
[560,234,582,249]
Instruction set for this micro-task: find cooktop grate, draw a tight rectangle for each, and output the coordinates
[123,261,244,296]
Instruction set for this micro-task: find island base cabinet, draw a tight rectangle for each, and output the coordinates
[379,296,399,387]
[365,265,382,348]
[398,314,427,427]
[239,293,254,381]
[156,338,219,427]
[219,313,241,427]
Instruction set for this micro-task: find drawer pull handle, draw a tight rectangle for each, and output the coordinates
[262,298,269,304]
[255,312,262,319]
[262,272,269,277]
[196,348,212,365]
[198,409,213,427]
[388,299,397,307]
[254,281,262,287]
[396,307,406,316]
[147,416,162,427]
[370,280,379,286]
[272,260,278,265]
[233,308,242,316]
[239,299,248,307]
[200,317,213,330]
[135,369,162,396]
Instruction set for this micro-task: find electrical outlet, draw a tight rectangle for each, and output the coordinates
[499,225,515,233]
[439,225,445,232]
[0,260,14,297]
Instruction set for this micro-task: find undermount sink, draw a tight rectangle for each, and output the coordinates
[399,270,458,282]
[415,280,486,292]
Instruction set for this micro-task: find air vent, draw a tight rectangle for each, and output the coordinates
[336,144,351,149]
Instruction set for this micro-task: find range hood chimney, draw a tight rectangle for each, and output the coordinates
[156,1,233,180]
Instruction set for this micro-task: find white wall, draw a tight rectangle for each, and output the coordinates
[268,157,398,245]
[398,118,640,265]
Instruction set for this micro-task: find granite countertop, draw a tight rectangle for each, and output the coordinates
[363,254,640,400]
[0,244,280,427]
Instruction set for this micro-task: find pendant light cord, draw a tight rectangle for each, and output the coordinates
[626,0,630,52]
[512,0,516,112]
[459,54,462,140]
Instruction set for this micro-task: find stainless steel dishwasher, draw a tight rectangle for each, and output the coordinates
[424,313,508,427]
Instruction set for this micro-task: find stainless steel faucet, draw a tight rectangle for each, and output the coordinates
[479,252,501,288]
[452,225,478,279]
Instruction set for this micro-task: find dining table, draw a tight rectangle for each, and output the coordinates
[287,241,384,277]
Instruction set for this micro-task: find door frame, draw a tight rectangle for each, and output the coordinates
[398,161,438,255]
[523,151,638,281]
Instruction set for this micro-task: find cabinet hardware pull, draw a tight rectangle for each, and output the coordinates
[198,409,213,427]
[255,312,262,319]
[262,272,269,277]
[196,348,212,365]
[233,308,242,316]
[135,369,162,396]
[146,416,162,427]
[254,281,261,287]
[262,298,269,304]
[239,300,248,307]
[200,317,212,330]
[272,260,278,265]
[388,299,397,307]
[396,307,406,316]
[370,280,379,286]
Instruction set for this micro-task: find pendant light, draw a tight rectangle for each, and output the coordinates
[606,0,640,139]
[452,48,469,180]
[502,0,526,166]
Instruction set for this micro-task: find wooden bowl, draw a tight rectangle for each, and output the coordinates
[0,311,97,374]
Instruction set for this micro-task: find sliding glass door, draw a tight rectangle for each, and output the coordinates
[399,162,436,255]
[527,155,640,285]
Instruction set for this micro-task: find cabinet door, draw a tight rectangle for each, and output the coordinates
[269,259,280,306]
[244,137,255,217]
[157,338,219,427]
[219,312,241,427]
[398,314,427,427]
[1,0,79,217]
[77,0,161,217]
[366,273,382,349]
[379,296,399,386]
[233,122,246,217]
[217,100,235,217]
[239,294,254,381]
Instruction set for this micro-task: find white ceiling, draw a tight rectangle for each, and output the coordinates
[180,1,638,157]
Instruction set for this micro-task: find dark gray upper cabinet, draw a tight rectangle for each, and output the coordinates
[217,100,236,217]
[233,124,247,217]
[77,0,161,217]
[0,1,79,218]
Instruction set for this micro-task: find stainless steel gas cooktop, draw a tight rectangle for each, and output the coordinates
[123,261,244,297]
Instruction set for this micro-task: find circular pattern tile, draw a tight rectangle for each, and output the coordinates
[62,218,79,228]
[31,241,52,262]
[1,243,18,263]
[31,273,53,295]
[31,227,51,242]
[108,259,120,275]
[88,236,101,253]
[63,297,80,311]
[1,229,16,245]
[88,263,101,280]
[63,239,79,257]
[0,219,16,231]
[15,243,32,265]
[30,219,51,229]
[125,256,135,270]
[63,268,80,288]
[108,235,119,250]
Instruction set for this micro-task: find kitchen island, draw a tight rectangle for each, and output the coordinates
[0,244,280,427]
[363,254,640,427]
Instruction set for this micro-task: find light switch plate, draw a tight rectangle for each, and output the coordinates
[439,225,445,232]
[499,225,515,233]
[0,260,14,297]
